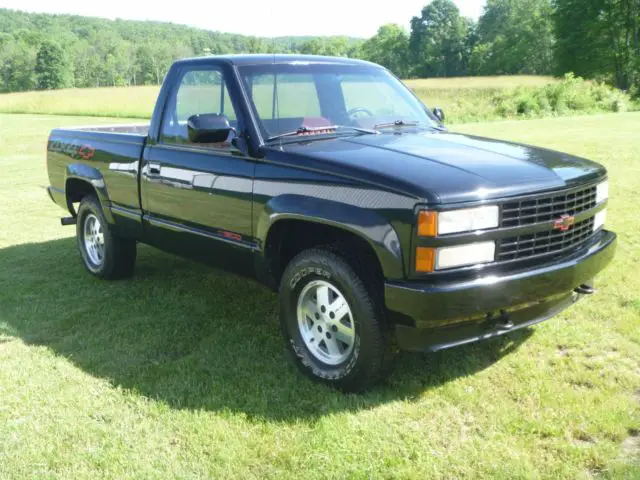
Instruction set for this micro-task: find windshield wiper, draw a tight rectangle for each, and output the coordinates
[374,120,421,129]
[266,125,378,142]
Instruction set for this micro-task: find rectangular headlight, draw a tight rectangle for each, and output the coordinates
[593,209,606,232]
[596,181,609,204]
[437,205,499,235]
[435,241,496,270]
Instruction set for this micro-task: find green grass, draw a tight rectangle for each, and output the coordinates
[0,112,639,478]
[0,86,159,118]
[3,74,635,124]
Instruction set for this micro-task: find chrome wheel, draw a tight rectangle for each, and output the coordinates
[83,213,105,267]
[297,280,356,365]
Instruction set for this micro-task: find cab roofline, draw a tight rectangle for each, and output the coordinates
[172,54,382,68]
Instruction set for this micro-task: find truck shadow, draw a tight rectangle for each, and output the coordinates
[0,238,533,422]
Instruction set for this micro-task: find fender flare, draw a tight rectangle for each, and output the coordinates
[256,194,404,280]
[64,164,114,222]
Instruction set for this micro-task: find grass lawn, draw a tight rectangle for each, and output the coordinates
[0,112,638,478]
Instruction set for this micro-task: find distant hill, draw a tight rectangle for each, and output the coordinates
[0,8,364,92]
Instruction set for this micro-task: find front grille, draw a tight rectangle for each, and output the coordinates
[498,216,595,261]
[501,185,597,228]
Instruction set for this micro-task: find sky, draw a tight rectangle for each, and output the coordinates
[0,0,486,37]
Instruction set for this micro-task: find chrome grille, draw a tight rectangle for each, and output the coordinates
[498,217,595,261]
[501,185,597,228]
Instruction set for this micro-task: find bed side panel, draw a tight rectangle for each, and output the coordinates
[47,128,146,213]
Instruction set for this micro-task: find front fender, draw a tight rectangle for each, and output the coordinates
[257,194,404,279]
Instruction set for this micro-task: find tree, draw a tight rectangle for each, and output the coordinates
[135,42,174,85]
[361,24,410,77]
[299,37,352,56]
[409,0,472,77]
[72,40,102,88]
[244,37,268,54]
[35,40,71,89]
[554,0,640,91]
[0,37,37,92]
[472,0,555,75]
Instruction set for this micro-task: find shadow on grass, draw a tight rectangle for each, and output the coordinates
[0,238,533,421]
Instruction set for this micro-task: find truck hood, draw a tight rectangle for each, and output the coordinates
[272,130,606,204]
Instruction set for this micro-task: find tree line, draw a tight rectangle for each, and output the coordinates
[0,9,361,92]
[1,1,638,95]
[361,0,638,93]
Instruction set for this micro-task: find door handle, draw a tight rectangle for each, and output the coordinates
[148,163,161,175]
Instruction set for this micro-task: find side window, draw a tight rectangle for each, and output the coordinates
[160,68,238,147]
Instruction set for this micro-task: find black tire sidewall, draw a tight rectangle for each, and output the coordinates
[279,250,386,390]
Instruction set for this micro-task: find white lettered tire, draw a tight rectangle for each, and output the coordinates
[279,247,392,392]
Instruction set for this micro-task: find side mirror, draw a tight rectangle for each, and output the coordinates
[187,114,234,143]
[432,107,445,123]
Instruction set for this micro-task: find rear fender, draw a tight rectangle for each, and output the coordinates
[65,164,114,222]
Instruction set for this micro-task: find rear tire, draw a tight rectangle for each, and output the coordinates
[76,195,136,280]
[279,247,392,392]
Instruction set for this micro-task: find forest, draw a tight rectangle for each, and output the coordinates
[0,0,638,95]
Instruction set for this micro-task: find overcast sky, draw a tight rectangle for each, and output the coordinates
[0,0,486,37]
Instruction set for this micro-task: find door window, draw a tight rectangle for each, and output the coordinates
[160,68,239,147]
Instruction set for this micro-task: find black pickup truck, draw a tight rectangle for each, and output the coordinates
[46,55,616,391]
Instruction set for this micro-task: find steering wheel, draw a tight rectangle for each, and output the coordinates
[347,107,375,121]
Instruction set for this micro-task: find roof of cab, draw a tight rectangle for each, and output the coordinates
[173,54,381,68]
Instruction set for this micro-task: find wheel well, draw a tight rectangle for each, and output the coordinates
[264,220,384,288]
[65,178,98,214]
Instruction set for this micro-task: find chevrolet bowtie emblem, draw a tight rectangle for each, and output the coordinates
[553,214,575,231]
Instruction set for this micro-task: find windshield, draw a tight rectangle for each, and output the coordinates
[237,63,438,141]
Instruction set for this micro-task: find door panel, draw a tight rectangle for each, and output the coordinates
[141,145,256,274]
[140,64,257,276]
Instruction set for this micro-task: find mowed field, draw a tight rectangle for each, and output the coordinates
[0,75,557,121]
[0,111,639,478]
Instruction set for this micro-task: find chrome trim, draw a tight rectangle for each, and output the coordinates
[145,215,257,250]
[110,204,142,221]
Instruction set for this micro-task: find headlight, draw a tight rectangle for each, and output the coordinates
[596,180,609,204]
[416,242,496,272]
[419,205,499,236]
[593,209,606,232]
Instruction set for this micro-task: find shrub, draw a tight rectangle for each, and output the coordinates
[484,73,636,122]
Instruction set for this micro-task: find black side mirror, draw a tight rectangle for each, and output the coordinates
[432,107,445,123]
[187,114,234,143]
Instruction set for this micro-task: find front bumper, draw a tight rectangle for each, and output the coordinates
[386,230,617,352]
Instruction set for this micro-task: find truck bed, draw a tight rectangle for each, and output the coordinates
[47,124,149,215]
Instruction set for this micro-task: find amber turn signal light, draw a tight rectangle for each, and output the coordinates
[415,247,436,273]
[418,211,437,237]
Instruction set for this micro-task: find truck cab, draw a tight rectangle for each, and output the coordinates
[46,55,616,391]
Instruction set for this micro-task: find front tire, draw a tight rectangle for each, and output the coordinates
[76,195,136,280]
[279,247,392,392]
